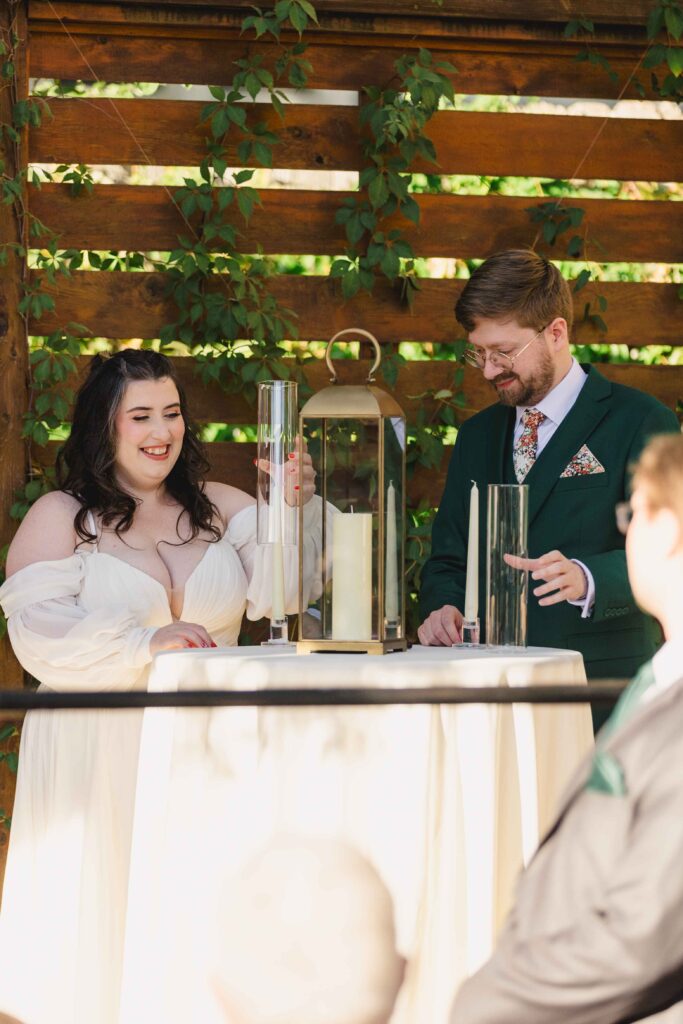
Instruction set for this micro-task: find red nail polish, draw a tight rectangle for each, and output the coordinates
[294,485,299,491]
[211,641,217,648]
[253,458,257,466]
[288,453,295,460]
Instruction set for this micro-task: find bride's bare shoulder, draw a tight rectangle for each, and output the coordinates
[6,491,81,576]
[204,481,256,529]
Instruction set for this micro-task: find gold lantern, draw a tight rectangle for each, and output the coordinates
[297,329,407,655]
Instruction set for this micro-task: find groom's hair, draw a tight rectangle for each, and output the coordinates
[633,433,683,530]
[455,249,574,336]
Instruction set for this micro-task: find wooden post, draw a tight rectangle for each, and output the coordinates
[0,0,28,687]
[0,0,29,891]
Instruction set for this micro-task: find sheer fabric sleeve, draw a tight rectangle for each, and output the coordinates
[226,496,335,621]
[0,556,155,691]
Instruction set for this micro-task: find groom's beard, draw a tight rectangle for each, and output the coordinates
[490,352,556,407]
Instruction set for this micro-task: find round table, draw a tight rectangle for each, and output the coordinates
[121,645,593,1024]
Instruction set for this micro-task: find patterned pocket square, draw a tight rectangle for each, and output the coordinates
[585,751,627,797]
[560,444,606,478]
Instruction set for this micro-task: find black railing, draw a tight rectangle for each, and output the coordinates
[0,681,627,712]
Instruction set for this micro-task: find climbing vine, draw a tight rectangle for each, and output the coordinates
[331,48,455,304]
[157,3,320,402]
[524,1,683,338]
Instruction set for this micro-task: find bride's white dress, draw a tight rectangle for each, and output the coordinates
[0,501,323,1024]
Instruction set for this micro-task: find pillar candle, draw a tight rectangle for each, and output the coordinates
[332,510,373,640]
[464,480,479,621]
[385,481,399,623]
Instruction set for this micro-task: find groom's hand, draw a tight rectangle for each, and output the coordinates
[504,550,587,605]
[417,605,464,646]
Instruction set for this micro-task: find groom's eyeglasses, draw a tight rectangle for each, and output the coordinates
[462,324,549,372]
[615,501,633,535]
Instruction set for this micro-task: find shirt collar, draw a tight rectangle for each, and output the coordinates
[515,358,588,429]
[649,633,683,702]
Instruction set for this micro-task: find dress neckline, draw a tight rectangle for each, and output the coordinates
[90,545,216,621]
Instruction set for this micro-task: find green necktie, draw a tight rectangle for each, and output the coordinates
[601,660,656,740]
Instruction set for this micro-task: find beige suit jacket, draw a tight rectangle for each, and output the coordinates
[450,675,683,1024]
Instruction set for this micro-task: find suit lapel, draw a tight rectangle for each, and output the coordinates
[525,366,612,528]
[535,674,683,855]
[600,673,683,757]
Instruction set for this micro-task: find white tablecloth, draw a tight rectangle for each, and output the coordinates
[121,645,592,1024]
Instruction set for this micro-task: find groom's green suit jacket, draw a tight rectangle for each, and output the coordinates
[420,366,679,680]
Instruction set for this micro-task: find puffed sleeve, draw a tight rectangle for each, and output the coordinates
[0,555,156,691]
[226,495,334,621]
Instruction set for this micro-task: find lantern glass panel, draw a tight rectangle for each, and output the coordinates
[301,416,381,643]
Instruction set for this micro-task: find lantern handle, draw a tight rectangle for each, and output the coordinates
[325,328,382,384]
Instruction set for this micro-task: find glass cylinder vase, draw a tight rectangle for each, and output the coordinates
[486,483,529,648]
[257,380,298,644]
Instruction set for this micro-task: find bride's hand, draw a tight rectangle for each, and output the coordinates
[150,621,216,655]
[284,438,316,506]
[256,437,316,506]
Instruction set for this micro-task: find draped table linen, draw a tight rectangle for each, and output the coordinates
[121,645,592,1024]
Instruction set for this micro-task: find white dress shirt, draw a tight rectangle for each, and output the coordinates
[513,358,595,618]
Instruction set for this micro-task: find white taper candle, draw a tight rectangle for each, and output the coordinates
[464,480,479,621]
[385,481,398,623]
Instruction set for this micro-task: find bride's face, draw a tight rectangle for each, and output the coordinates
[113,377,186,490]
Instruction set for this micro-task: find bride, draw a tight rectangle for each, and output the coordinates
[0,349,321,1024]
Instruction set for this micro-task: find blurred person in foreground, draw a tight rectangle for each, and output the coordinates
[451,432,683,1024]
[212,836,405,1024]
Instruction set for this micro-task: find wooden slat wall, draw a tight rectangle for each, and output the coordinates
[20,0,683,514]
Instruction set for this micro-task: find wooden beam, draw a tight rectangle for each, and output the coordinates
[26,22,651,101]
[0,1,28,690]
[37,355,683,428]
[35,435,451,506]
[31,100,683,184]
[29,186,683,263]
[35,349,683,509]
[28,0,658,27]
[30,272,683,351]
[0,0,28,900]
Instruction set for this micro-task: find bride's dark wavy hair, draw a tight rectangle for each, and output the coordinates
[56,349,221,544]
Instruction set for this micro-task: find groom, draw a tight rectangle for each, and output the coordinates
[419,249,678,688]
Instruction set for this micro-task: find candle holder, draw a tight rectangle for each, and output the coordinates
[456,479,481,648]
[257,380,298,647]
[486,483,529,648]
[296,329,407,655]
[459,617,480,647]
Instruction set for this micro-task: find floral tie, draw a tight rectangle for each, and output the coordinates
[513,408,546,482]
